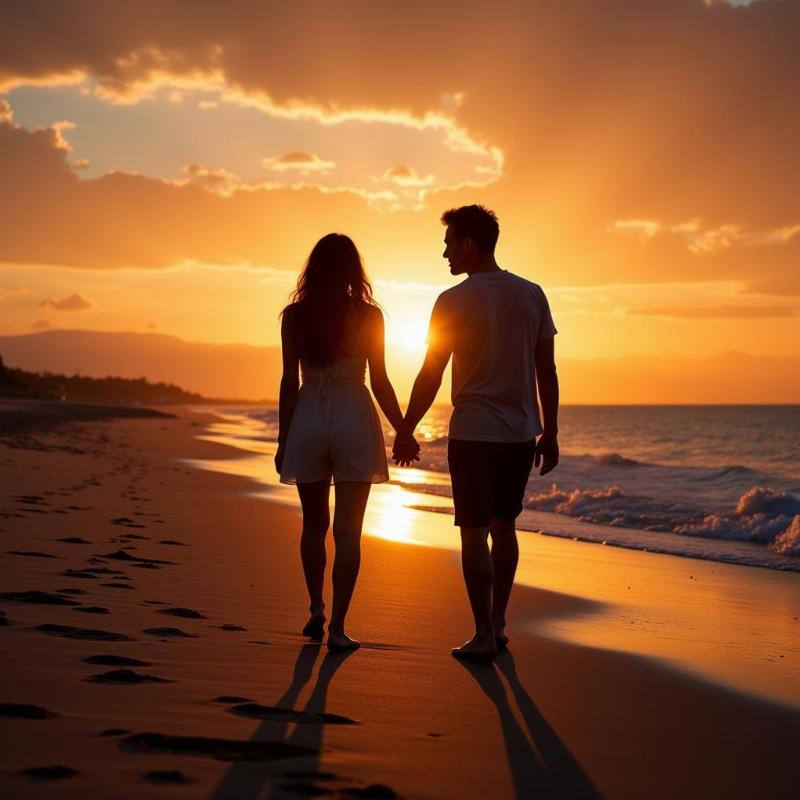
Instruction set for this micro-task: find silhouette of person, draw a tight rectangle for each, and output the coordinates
[276,234,418,653]
[394,205,559,662]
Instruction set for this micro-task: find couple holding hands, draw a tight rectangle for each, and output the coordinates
[275,204,559,663]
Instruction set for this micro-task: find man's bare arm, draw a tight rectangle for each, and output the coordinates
[534,335,559,475]
[400,345,450,437]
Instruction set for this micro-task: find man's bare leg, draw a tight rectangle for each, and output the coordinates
[490,517,518,649]
[452,525,498,663]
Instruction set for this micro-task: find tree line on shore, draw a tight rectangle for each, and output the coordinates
[0,355,205,405]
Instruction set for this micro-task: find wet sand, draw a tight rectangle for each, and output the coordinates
[0,399,798,798]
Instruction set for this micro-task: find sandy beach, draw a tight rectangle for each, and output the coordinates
[1,400,799,799]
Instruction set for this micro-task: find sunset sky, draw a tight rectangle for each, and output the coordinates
[1,0,798,401]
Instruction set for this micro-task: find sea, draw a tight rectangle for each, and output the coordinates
[222,404,800,572]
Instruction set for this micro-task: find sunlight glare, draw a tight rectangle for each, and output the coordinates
[386,317,428,355]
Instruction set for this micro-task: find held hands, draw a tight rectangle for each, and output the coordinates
[274,443,285,474]
[534,431,559,476]
[392,430,421,467]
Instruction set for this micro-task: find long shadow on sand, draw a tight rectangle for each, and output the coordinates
[208,643,355,800]
[457,652,600,800]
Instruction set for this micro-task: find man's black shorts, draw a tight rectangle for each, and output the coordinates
[447,438,537,527]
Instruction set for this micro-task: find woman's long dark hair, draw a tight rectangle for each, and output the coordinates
[283,233,377,366]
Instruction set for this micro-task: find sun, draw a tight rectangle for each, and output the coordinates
[386,319,428,354]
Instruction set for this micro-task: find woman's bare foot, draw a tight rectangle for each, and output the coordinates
[327,630,360,653]
[302,612,326,641]
[495,632,510,651]
[451,635,498,664]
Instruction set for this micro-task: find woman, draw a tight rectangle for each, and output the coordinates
[275,233,416,652]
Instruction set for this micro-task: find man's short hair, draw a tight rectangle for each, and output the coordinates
[441,204,499,253]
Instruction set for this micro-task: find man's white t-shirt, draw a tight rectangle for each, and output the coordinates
[428,270,557,442]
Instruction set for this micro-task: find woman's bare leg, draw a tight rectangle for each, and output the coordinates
[297,481,331,640]
[328,481,371,652]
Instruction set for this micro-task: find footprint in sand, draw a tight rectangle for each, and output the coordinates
[159,539,186,546]
[84,669,174,684]
[55,537,92,544]
[212,695,252,704]
[87,566,126,575]
[98,728,130,737]
[13,495,49,506]
[100,583,137,590]
[142,600,169,606]
[110,517,146,529]
[73,606,110,615]
[142,627,198,638]
[60,569,100,580]
[141,770,191,785]
[218,624,248,632]
[56,588,87,596]
[157,607,207,620]
[119,732,314,761]
[18,765,79,782]
[0,702,58,719]
[226,703,358,725]
[31,623,134,642]
[6,550,60,559]
[100,550,176,566]
[0,590,81,606]
[83,654,152,667]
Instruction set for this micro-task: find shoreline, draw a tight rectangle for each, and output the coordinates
[191,407,800,711]
[197,404,800,573]
[1,400,799,798]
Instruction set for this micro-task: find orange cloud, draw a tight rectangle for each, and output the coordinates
[39,292,92,311]
[629,304,799,319]
[0,0,798,296]
[181,162,239,193]
[381,165,435,188]
[262,152,336,173]
[608,219,661,242]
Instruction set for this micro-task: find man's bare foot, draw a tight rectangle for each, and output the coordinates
[495,631,510,651]
[451,635,498,664]
[327,631,360,653]
[302,612,325,641]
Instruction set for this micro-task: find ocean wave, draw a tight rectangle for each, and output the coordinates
[522,485,698,532]
[769,516,800,556]
[519,484,800,556]
[593,452,640,467]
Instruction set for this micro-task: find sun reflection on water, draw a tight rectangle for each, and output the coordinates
[364,483,418,545]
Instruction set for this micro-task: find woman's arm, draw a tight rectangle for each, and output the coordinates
[276,309,300,472]
[366,307,405,433]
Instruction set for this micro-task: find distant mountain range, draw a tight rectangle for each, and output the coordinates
[0,330,798,404]
[0,330,280,402]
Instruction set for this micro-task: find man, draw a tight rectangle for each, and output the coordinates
[394,204,559,663]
